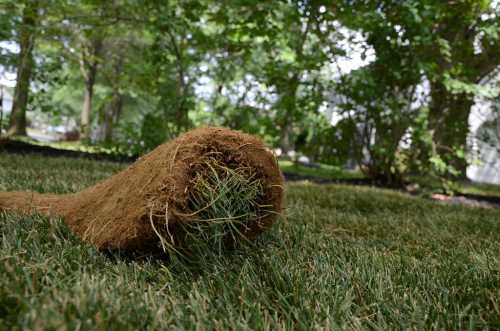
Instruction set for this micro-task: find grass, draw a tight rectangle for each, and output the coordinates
[458,181,500,199]
[11,133,121,155]
[1,153,499,330]
[409,174,500,198]
[278,160,362,181]
[182,159,269,255]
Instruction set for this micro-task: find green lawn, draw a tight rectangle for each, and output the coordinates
[10,133,122,156]
[278,160,363,181]
[1,153,499,330]
[459,181,500,199]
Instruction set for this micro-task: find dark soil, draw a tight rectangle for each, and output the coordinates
[431,193,500,209]
[0,139,137,163]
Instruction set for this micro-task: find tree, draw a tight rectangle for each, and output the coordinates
[53,1,124,141]
[100,49,124,144]
[262,2,339,155]
[7,1,39,136]
[423,1,500,178]
[334,1,423,184]
[335,0,500,184]
[97,32,139,144]
[141,1,206,140]
[335,64,420,186]
[204,1,340,154]
[78,35,103,141]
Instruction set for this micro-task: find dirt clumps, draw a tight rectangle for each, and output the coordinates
[0,127,284,252]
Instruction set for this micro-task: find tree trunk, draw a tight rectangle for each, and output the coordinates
[278,76,300,156]
[80,82,93,140]
[79,38,102,141]
[366,119,409,187]
[278,16,310,157]
[7,1,38,137]
[279,124,294,157]
[103,92,123,144]
[428,81,473,179]
[100,50,125,144]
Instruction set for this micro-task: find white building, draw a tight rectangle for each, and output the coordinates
[468,98,500,184]
[0,84,13,135]
[1,87,13,114]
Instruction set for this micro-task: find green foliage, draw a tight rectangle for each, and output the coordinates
[139,113,168,151]
[2,0,500,186]
[334,65,418,185]
[0,1,22,70]
[335,0,500,186]
[409,107,465,194]
[0,112,10,136]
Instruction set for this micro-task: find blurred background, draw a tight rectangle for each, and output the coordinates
[0,0,499,191]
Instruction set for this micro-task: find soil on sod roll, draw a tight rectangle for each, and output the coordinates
[0,127,284,252]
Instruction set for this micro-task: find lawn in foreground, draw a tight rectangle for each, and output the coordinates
[0,154,499,330]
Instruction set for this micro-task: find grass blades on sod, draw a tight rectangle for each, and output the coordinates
[1,153,499,330]
[183,159,269,254]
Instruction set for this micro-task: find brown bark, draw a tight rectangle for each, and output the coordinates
[278,15,310,156]
[163,27,189,134]
[279,124,294,156]
[79,37,103,141]
[278,77,299,156]
[365,119,409,187]
[80,82,93,140]
[7,1,39,137]
[103,92,123,143]
[99,49,125,143]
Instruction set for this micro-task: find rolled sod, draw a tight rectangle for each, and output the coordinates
[0,128,284,252]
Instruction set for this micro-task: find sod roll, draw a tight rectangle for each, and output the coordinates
[0,128,284,252]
